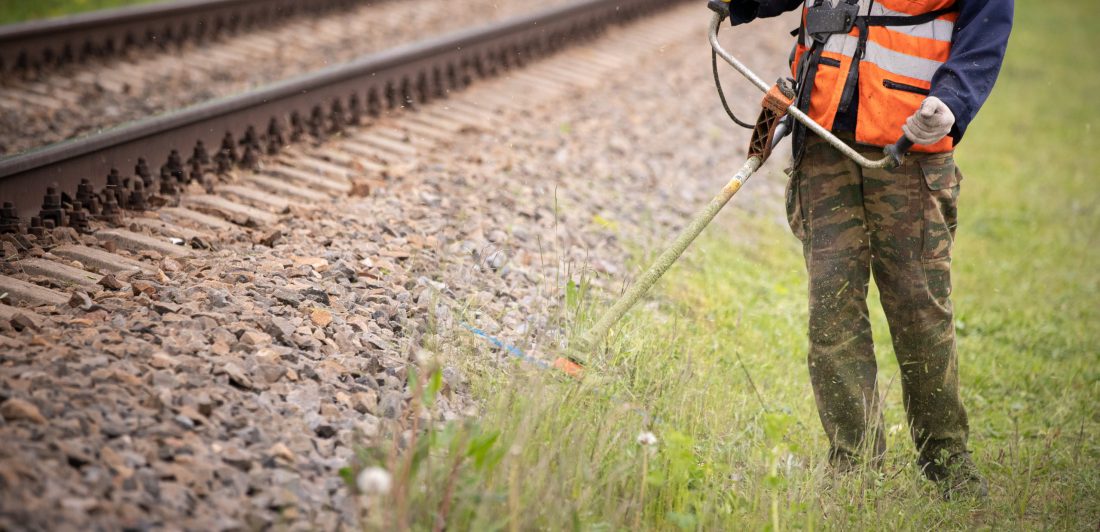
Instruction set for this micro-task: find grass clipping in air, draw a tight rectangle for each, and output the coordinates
[342,0,1099,528]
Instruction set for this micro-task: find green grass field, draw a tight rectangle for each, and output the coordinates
[0,0,155,24]
[354,1,1099,529]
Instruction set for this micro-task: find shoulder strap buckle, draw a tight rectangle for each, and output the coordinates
[805,2,860,43]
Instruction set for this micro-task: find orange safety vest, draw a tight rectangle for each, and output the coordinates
[791,0,958,152]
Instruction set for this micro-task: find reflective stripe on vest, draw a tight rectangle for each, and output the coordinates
[792,0,957,152]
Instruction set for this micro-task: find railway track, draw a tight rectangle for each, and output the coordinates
[0,0,583,156]
[0,0,676,216]
[0,0,699,336]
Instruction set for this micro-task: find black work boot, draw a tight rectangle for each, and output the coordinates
[919,451,989,501]
[828,449,860,474]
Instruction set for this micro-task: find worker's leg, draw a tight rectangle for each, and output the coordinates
[863,152,969,465]
[788,134,884,466]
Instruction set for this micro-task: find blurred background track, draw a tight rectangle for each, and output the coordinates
[0,0,584,156]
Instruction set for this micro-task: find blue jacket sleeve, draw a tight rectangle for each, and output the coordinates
[929,0,1014,142]
[729,0,803,26]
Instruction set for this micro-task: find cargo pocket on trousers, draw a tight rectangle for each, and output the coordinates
[919,155,960,262]
[784,168,807,242]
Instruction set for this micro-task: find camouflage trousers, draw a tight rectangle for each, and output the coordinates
[785,132,969,466]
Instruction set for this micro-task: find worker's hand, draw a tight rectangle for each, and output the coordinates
[902,97,955,145]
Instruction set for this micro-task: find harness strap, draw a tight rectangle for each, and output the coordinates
[837,17,868,113]
[792,41,825,165]
[862,7,957,27]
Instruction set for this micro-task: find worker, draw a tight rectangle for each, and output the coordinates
[718,0,1013,499]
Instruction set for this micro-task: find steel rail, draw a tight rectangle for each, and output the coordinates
[0,0,680,220]
[0,0,375,73]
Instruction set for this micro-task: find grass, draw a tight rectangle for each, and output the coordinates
[0,0,157,24]
[346,0,1099,529]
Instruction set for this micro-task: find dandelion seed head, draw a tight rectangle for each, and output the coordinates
[357,466,392,495]
[636,431,658,446]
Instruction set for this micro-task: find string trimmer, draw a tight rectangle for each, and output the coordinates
[560,6,916,370]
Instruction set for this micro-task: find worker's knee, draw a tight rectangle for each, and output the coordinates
[876,256,953,311]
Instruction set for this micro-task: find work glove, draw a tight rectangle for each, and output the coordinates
[903,96,955,145]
